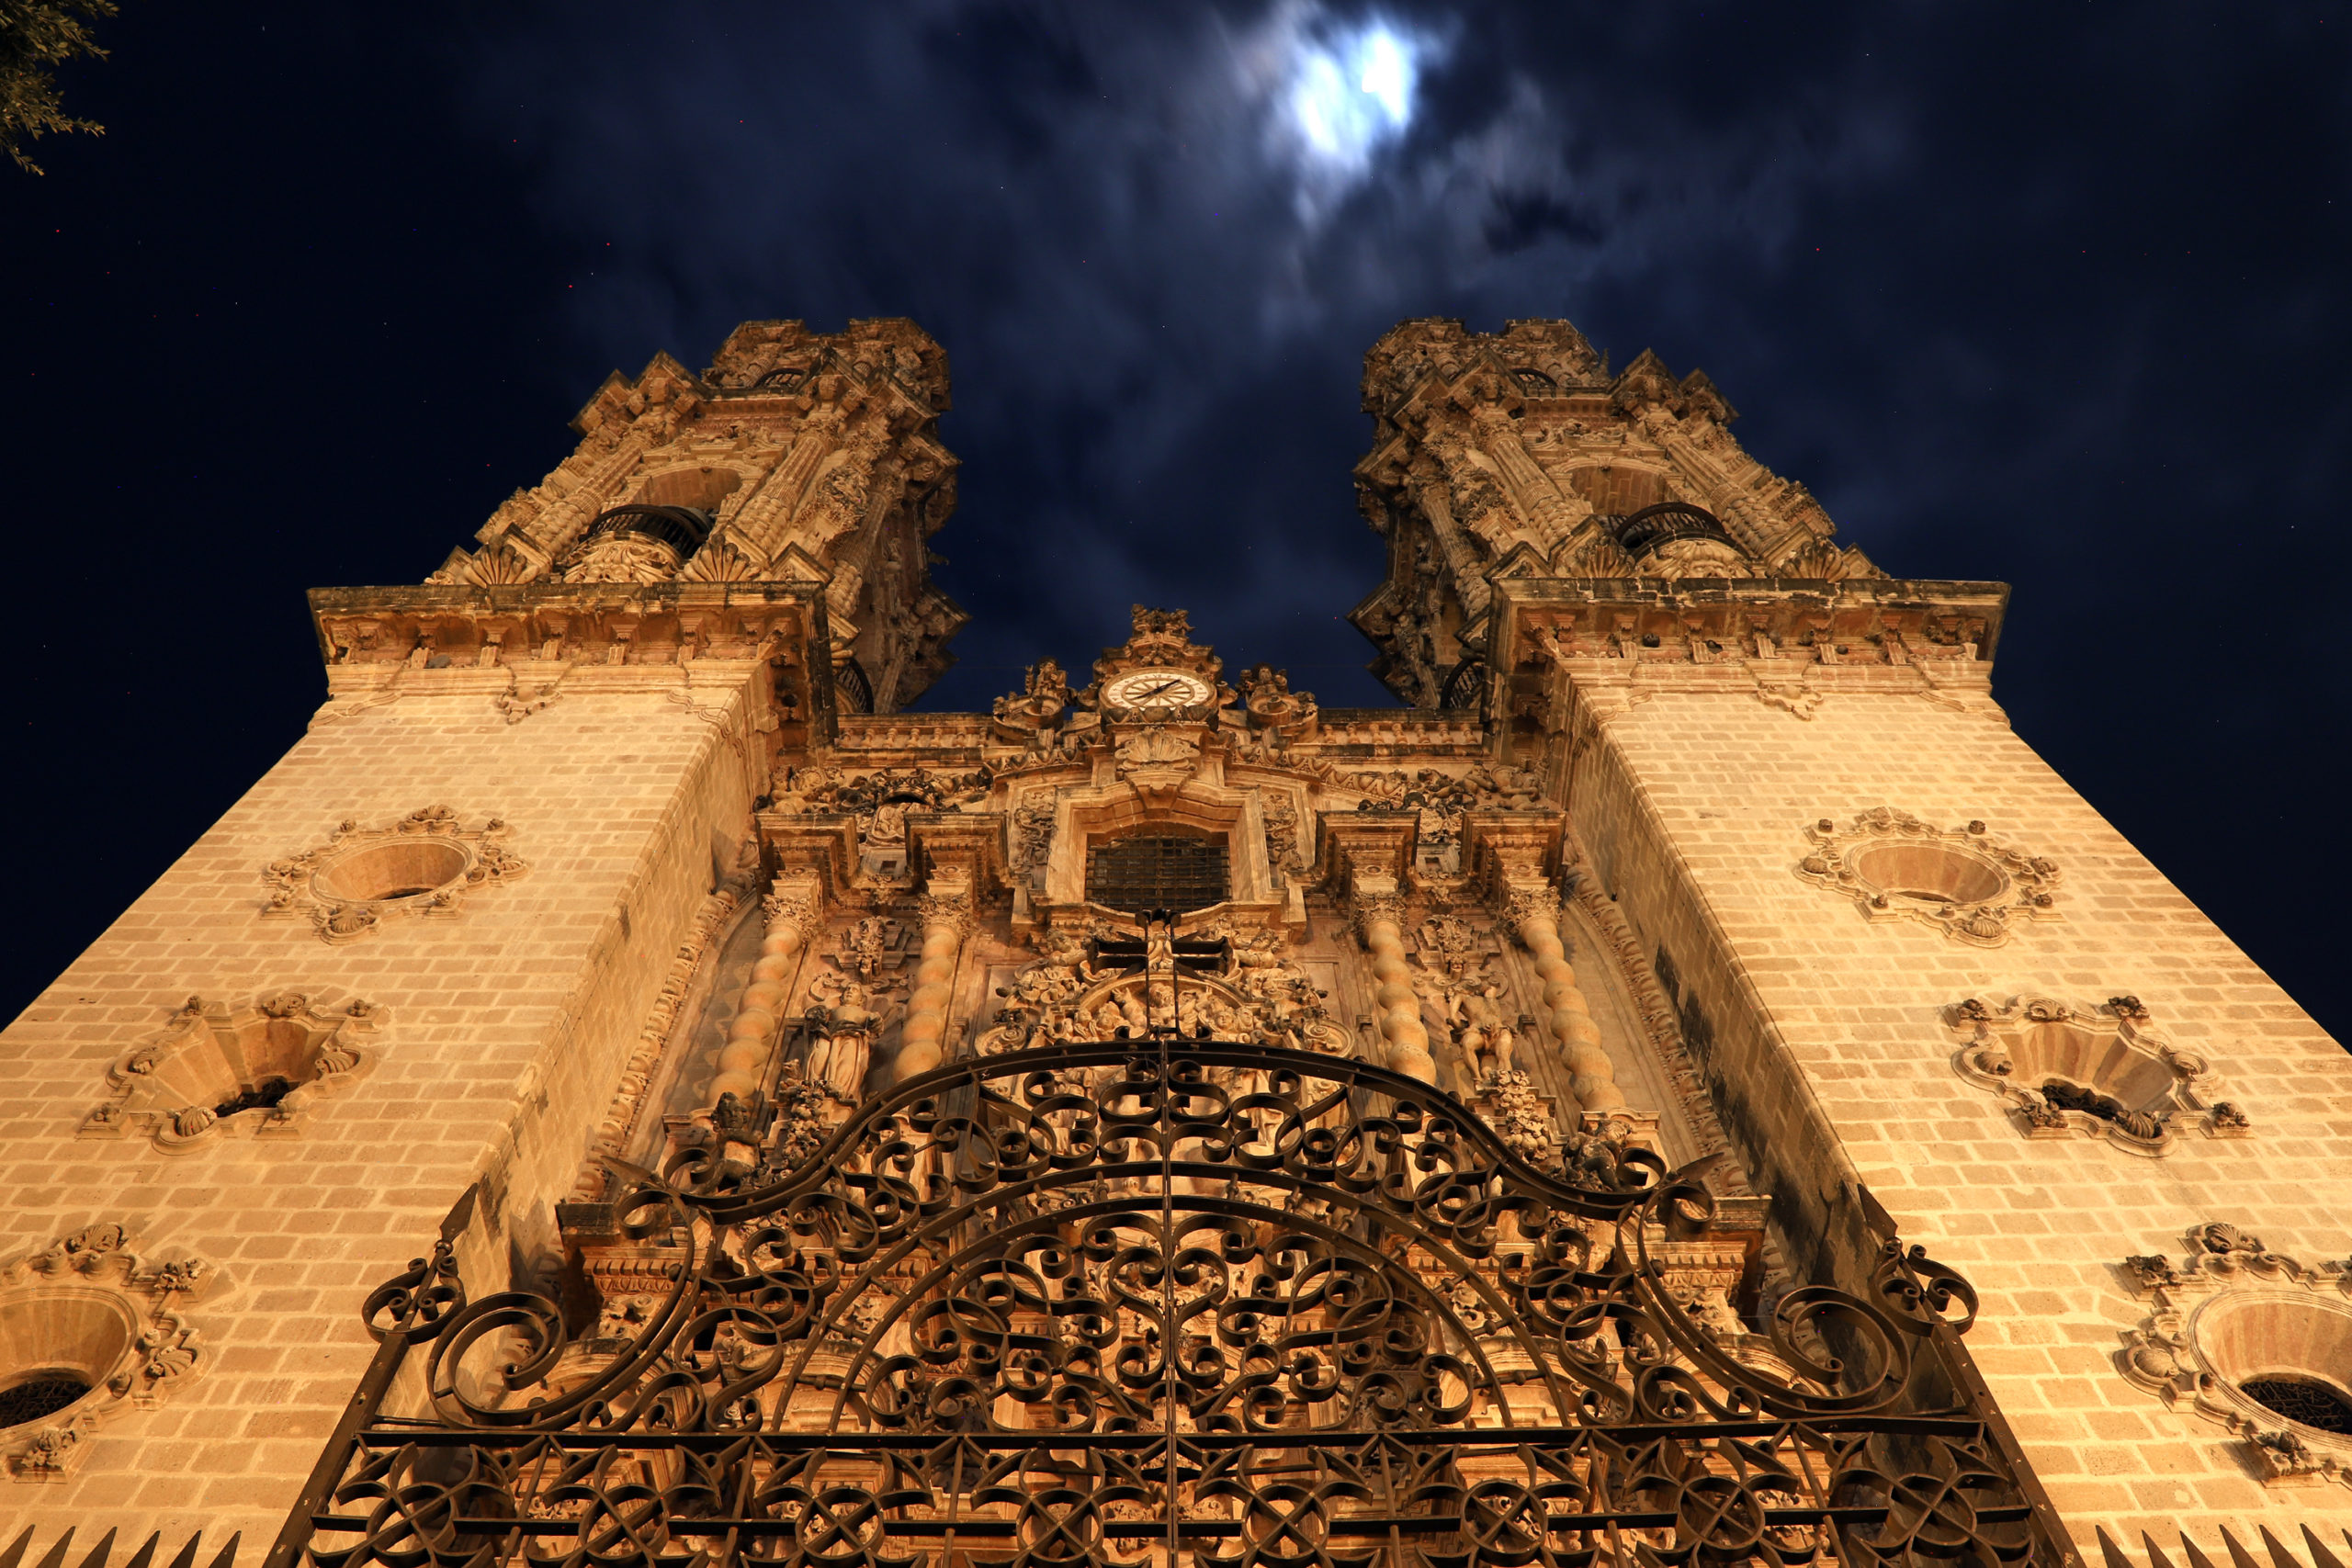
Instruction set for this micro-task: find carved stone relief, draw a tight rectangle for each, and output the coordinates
[1405,903,1526,1092]
[973,921,1349,1061]
[0,1225,217,1481]
[2117,1224,2352,1487]
[262,806,528,943]
[1947,994,2245,1153]
[1796,807,2059,945]
[777,765,990,877]
[1343,762,1542,878]
[79,990,384,1152]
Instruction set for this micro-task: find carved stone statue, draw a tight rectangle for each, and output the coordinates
[805,978,881,1102]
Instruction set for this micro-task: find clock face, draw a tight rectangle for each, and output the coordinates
[1104,669,1216,712]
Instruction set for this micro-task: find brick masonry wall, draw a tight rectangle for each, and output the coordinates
[0,665,762,1541]
[1566,683,2352,1550]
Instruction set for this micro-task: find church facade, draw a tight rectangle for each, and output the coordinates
[2,317,2347,1568]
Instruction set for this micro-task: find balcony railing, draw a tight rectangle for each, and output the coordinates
[580,503,715,556]
[1607,499,1736,556]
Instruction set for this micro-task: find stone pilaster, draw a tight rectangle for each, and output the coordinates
[707,873,821,1109]
[1464,810,1624,1117]
[1499,883,1624,1115]
[894,875,975,1080]
[1471,405,1588,546]
[1351,880,1435,1084]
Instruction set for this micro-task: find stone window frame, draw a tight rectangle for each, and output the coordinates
[0,1224,217,1482]
[1795,807,2060,946]
[78,989,386,1152]
[2118,1224,2352,1488]
[1946,993,2248,1155]
[261,804,528,944]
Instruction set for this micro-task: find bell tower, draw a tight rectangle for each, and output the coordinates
[1352,315,2352,1551]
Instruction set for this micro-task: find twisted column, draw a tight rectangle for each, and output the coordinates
[1471,406,1588,546]
[734,400,845,561]
[707,880,819,1109]
[1504,885,1625,1113]
[892,881,974,1081]
[1353,886,1436,1083]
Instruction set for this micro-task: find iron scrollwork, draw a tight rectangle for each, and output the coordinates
[276,1043,2067,1568]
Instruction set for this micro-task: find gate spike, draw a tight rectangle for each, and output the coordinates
[73,1531,118,1568]
[32,1530,77,1568]
[2301,1529,2347,1568]
[198,1534,238,1568]
[2262,1530,2311,1568]
[2101,1529,2142,1568]
[117,1537,162,1568]
[2220,1527,2267,1568]
[2180,1535,2223,1568]
[0,1529,34,1568]
[160,1537,201,1568]
[2144,1535,2180,1568]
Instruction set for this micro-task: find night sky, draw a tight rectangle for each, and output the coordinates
[6,4,2348,1041]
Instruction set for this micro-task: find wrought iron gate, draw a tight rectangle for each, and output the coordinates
[269,1043,2074,1568]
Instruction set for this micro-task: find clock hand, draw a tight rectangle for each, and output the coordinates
[1135,680,1182,702]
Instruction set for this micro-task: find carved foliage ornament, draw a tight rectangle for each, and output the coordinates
[1796,807,2059,945]
[2117,1224,2352,1487]
[1947,994,2244,1153]
[81,990,385,1152]
[263,806,528,944]
[0,1224,217,1480]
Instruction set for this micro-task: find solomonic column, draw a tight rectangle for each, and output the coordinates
[707,874,820,1110]
[1470,405,1588,546]
[1500,882,1625,1114]
[1351,879,1437,1084]
[893,874,975,1080]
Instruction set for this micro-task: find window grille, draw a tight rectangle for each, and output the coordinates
[1085,832,1228,916]
[2243,1376,2352,1435]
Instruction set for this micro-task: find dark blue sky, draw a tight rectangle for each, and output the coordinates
[6,2,2349,1037]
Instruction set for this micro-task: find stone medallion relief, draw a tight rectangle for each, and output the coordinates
[1946,994,2248,1154]
[0,1224,217,1480]
[262,805,528,942]
[78,989,385,1151]
[1796,807,2060,945]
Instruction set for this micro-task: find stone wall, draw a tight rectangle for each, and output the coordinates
[0,664,762,1540]
[1567,683,2352,1549]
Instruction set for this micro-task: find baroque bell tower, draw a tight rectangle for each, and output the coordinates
[0,316,2346,1568]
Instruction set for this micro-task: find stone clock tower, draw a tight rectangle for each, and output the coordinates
[1,316,2346,1568]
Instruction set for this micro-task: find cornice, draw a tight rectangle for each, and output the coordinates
[1490,575,2010,674]
[308,578,834,751]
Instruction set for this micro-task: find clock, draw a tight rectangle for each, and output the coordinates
[1103,669,1216,712]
